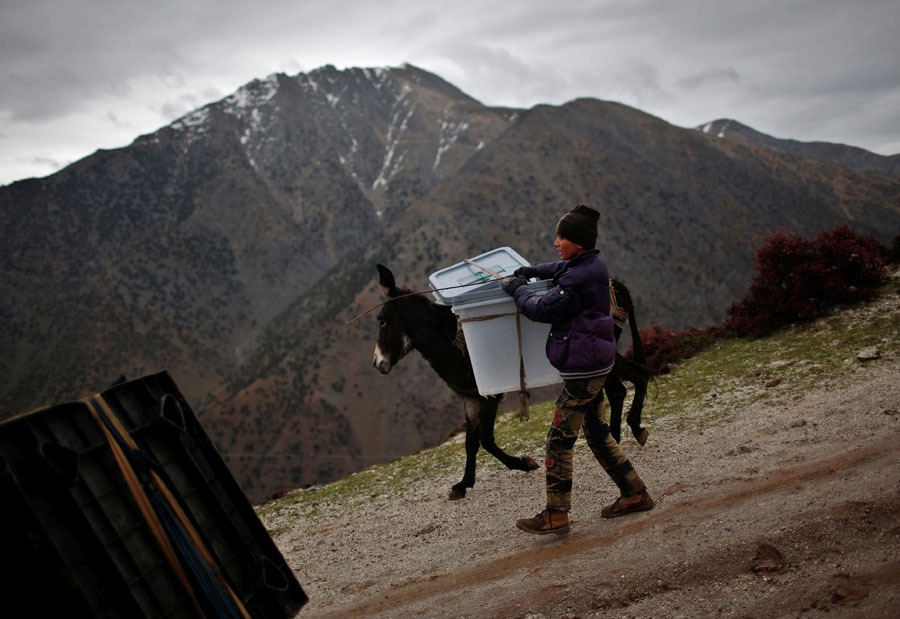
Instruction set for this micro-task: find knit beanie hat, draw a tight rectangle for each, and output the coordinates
[556,204,599,249]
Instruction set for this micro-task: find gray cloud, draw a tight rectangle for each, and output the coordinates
[1,3,187,122]
[30,154,65,169]
[424,40,567,107]
[2,0,900,184]
[159,92,216,123]
[676,68,740,91]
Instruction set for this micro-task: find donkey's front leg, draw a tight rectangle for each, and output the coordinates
[449,409,480,500]
[477,399,538,472]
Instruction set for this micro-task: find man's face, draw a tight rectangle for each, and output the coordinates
[554,235,584,260]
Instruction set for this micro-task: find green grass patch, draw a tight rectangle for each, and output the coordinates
[643,281,900,432]
[256,400,557,522]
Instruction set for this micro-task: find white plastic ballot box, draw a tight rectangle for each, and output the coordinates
[450,279,562,396]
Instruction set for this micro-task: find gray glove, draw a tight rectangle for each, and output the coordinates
[513,266,537,279]
[501,276,527,296]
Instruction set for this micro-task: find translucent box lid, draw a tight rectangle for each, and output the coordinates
[450,279,552,307]
[428,247,531,305]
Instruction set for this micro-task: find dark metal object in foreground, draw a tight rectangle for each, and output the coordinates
[0,371,307,617]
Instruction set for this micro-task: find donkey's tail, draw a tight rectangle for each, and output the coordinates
[611,279,647,368]
[627,292,647,368]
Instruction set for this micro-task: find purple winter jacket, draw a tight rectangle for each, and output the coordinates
[511,249,616,379]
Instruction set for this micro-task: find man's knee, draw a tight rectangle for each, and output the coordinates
[547,430,578,451]
[583,415,611,440]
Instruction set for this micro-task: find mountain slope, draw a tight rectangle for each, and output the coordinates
[697,118,900,177]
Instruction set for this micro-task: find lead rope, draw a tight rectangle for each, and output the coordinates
[515,308,530,421]
[346,277,508,325]
[609,279,627,329]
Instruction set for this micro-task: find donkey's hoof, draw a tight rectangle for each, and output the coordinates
[448,486,467,500]
[520,456,539,471]
[634,428,649,446]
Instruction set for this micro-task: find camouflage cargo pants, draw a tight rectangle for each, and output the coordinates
[545,376,646,512]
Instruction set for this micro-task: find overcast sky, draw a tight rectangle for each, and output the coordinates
[2,0,899,185]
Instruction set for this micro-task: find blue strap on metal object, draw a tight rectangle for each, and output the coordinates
[153,493,243,619]
[88,396,245,618]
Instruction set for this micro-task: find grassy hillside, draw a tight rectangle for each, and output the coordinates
[257,273,900,523]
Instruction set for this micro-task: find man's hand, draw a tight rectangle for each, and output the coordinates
[514,266,537,279]
[501,276,527,296]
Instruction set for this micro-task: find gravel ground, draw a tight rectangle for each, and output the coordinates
[261,299,900,618]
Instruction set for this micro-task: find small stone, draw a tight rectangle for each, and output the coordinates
[765,378,782,388]
[727,443,758,456]
[830,573,871,604]
[751,543,785,572]
[857,347,881,362]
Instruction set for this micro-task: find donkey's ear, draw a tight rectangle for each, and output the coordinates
[376,264,399,297]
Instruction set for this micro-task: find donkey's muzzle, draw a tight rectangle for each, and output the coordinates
[373,347,392,374]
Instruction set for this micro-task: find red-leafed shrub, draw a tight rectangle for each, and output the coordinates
[724,225,885,336]
[630,324,721,375]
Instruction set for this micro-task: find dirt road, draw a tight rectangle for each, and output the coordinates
[265,354,900,618]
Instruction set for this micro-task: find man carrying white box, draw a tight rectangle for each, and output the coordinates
[501,204,655,535]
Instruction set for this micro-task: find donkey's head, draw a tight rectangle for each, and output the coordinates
[373,264,415,374]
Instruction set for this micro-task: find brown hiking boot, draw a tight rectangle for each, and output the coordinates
[601,490,654,518]
[516,509,569,535]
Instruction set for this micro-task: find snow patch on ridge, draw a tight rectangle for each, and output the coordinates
[373,85,414,190]
[170,107,211,149]
[363,67,389,89]
[224,74,280,115]
[223,75,280,169]
[700,120,731,139]
[434,117,469,169]
[171,107,210,132]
